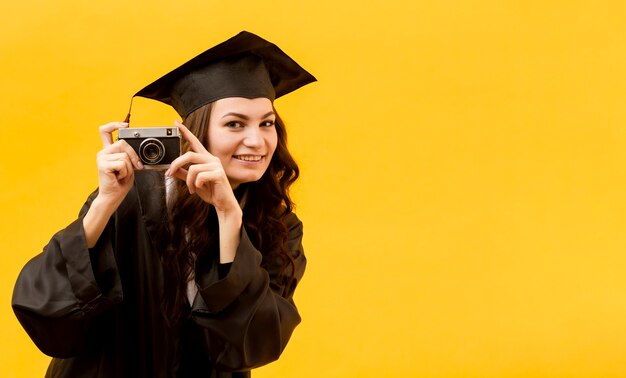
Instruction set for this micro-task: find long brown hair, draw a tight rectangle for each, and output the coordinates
[161,102,299,324]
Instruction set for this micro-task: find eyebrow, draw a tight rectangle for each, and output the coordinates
[221,111,275,120]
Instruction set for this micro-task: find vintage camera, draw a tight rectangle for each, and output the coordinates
[118,127,181,169]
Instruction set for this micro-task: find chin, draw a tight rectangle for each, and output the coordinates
[232,174,265,186]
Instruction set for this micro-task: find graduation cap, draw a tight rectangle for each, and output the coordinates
[127,31,316,121]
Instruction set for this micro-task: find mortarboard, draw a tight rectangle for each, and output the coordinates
[129,31,316,120]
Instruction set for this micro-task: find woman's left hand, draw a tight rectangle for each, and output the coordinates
[166,121,240,216]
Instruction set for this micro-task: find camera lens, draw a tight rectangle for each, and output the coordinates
[139,138,165,164]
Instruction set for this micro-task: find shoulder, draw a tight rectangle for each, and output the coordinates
[282,211,303,237]
[280,211,305,264]
[282,210,301,226]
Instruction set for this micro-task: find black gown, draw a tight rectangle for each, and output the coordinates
[12,171,306,378]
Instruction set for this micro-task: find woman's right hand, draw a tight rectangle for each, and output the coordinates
[95,122,144,207]
[82,122,144,248]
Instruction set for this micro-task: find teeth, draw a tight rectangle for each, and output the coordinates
[235,155,262,161]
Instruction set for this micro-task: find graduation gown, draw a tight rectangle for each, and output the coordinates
[12,171,306,378]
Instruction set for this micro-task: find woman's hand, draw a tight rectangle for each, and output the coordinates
[83,122,144,248]
[96,122,144,207]
[166,121,240,217]
[167,121,242,263]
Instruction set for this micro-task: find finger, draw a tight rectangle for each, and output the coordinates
[113,140,143,170]
[194,170,225,190]
[176,120,209,154]
[99,122,129,147]
[185,162,207,194]
[99,152,134,179]
[186,163,226,195]
[166,151,209,177]
[99,152,130,162]
[166,151,192,177]
[103,159,132,180]
[119,156,134,181]
[101,140,143,170]
[167,166,196,192]
[170,167,188,182]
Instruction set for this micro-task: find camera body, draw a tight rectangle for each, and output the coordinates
[118,127,181,169]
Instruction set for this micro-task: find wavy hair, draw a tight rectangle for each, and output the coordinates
[161,102,299,324]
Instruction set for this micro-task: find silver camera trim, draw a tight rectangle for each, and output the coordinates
[118,127,180,139]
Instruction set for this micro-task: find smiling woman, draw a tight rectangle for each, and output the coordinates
[11,31,316,377]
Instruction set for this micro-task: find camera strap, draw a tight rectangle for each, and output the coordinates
[123,96,135,124]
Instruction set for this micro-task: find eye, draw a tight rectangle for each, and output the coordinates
[260,120,275,127]
[225,121,243,129]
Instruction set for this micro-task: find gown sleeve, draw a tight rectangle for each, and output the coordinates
[11,191,123,358]
[190,211,307,371]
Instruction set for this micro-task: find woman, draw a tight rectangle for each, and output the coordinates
[12,31,315,377]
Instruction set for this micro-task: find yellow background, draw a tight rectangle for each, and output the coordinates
[1,1,626,377]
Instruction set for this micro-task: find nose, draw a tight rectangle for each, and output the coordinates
[243,127,263,148]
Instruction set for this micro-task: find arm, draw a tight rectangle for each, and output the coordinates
[166,121,243,264]
[11,122,140,357]
[11,192,123,358]
[191,212,307,371]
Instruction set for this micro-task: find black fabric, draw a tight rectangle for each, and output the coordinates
[134,31,316,118]
[12,170,306,377]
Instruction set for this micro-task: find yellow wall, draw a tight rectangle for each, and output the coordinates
[2,1,626,377]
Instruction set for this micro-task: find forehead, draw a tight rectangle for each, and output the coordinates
[212,97,273,116]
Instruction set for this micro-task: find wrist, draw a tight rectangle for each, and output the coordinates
[92,193,122,217]
[217,207,242,264]
[83,195,119,249]
[216,206,243,225]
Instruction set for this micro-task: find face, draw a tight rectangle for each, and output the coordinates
[207,97,278,188]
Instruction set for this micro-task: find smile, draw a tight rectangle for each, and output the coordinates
[233,155,263,162]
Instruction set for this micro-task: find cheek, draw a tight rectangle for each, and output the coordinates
[267,133,278,157]
[207,131,233,158]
